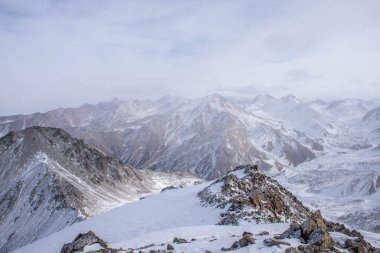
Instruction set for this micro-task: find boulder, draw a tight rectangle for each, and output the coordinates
[61,231,108,253]
[280,210,333,251]
[166,244,174,250]
[173,237,187,244]
[300,210,327,238]
[285,247,299,253]
[238,234,255,247]
[231,241,240,249]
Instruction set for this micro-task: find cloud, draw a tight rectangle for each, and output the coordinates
[0,0,380,114]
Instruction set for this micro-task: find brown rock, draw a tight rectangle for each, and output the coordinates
[285,247,298,253]
[300,210,327,238]
[238,234,255,247]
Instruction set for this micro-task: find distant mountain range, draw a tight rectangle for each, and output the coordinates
[1,93,380,251]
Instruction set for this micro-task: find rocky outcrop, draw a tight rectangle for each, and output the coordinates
[326,221,380,253]
[61,231,108,253]
[279,210,380,253]
[198,165,311,225]
[279,210,333,252]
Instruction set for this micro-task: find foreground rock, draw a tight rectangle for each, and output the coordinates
[61,231,109,253]
[198,165,311,225]
[279,210,334,252]
[280,210,380,253]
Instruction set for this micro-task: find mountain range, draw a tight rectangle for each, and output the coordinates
[1,93,380,252]
[0,127,200,253]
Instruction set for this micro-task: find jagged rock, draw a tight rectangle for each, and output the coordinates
[173,237,187,244]
[198,165,311,225]
[166,244,174,250]
[238,234,255,247]
[256,231,269,236]
[280,210,334,252]
[325,221,363,239]
[161,186,177,192]
[242,231,253,236]
[60,231,108,253]
[324,220,380,252]
[344,238,380,253]
[300,211,328,238]
[285,247,299,253]
[231,241,240,249]
[263,238,290,247]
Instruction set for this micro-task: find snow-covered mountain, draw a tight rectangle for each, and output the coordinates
[0,127,200,253]
[0,93,380,236]
[13,165,380,253]
[0,94,320,179]
[237,94,339,139]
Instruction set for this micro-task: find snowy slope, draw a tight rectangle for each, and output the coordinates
[1,94,380,236]
[13,166,380,253]
[0,127,201,253]
[237,94,339,139]
[278,141,380,233]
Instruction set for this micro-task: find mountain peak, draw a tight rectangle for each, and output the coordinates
[281,94,301,103]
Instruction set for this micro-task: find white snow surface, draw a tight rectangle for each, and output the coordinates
[14,180,380,253]
[14,183,220,253]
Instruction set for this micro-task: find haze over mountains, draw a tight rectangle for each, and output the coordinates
[1,93,380,252]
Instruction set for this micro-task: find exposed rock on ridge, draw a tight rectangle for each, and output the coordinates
[198,165,311,225]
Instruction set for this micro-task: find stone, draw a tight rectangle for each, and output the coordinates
[231,241,240,249]
[60,231,108,253]
[280,210,334,252]
[263,238,290,247]
[307,228,333,249]
[238,234,255,247]
[167,244,174,250]
[256,231,269,236]
[300,210,326,238]
[285,247,298,253]
[173,237,187,244]
[242,231,253,236]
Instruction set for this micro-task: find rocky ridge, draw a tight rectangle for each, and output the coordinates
[198,165,311,225]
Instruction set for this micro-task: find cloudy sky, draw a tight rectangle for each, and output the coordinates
[1,0,380,115]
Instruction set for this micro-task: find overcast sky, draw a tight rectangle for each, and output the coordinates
[1,0,380,115]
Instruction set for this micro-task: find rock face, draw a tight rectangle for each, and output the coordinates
[198,165,311,225]
[0,127,200,253]
[280,210,333,252]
